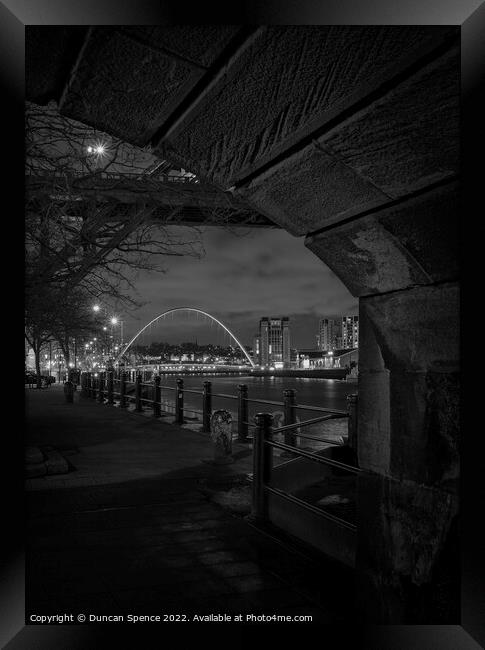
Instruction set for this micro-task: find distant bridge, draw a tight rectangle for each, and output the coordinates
[117,307,255,368]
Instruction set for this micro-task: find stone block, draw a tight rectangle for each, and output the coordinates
[389,370,459,493]
[323,46,459,199]
[161,27,456,188]
[358,370,391,475]
[356,472,459,622]
[305,183,459,296]
[361,283,460,373]
[240,143,387,236]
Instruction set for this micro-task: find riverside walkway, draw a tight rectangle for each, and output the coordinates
[25,386,354,624]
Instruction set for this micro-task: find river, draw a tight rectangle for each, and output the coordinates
[155,375,358,450]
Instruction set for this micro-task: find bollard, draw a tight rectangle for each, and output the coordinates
[237,384,249,442]
[97,374,105,403]
[135,375,143,412]
[174,378,184,424]
[153,375,161,418]
[210,410,234,464]
[119,372,127,408]
[250,412,273,521]
[282,388,297,454]
[107,370,114,405]
[202,381,212,433]
[63,380,74,403]
[347,393,358,451]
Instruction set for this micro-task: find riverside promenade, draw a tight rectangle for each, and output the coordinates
[25,385,354,624]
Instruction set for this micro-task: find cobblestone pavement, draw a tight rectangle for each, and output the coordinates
[26,386,354,623]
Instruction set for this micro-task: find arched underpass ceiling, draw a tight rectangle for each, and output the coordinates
[26,25,460,295]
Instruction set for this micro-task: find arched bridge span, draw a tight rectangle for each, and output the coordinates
[117,307,255,368]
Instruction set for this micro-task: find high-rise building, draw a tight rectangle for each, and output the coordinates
[252,335,261,365]
[317,318,342,351]
[341,315,359,348]
[318,315,358,350]
[258,317,290,368]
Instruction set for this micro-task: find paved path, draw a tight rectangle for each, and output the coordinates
[25,386,354,624]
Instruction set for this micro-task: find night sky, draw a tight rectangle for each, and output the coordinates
[121,225,358,349]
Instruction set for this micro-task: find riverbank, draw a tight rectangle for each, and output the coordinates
[251,369,348,380]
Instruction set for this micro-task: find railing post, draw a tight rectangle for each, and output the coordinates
[250,412,273,522]
[119,371,127,408]
[347,393,358,451]
[91,375,97,400]
[135,374,143,412]
[153,375,161,418]
[107,370,114,405]
[238,384,249,442]
[283,389,297,448]
[202,381,212,432]
[174,378,184,424]
[97,374,104,403]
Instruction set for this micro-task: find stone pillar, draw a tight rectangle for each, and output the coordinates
[354,285,460,622]
[304,186,460,623]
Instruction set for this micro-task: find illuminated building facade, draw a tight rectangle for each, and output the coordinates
[317,316,359,350]
[259,317,290,368]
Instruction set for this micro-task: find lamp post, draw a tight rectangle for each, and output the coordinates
[93,304,123,363]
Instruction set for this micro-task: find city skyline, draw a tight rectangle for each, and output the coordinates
[120,226,358,349]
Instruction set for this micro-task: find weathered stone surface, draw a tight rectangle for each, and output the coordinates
[305,183,459,295]
[358,370,391,475]
[356,472,459,622]
[61,28,204,145]
[119,26,239,69]
[239,143,387,236]
[357,306,391,474]
[162,27,456,187]
[361,283,460,373]
[210,410,234,465]
[322,46,460,199]
[389,371,459,492]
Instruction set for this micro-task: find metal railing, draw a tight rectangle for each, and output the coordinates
[80,371,355,448]
[250,411,360,532]
[27,169,200,184]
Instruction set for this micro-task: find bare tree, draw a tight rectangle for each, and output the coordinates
[25,101,258,381]
[25,102,257,307]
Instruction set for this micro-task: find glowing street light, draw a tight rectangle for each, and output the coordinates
[87,142,107,156]
[92,304,101,313]
[110,317,118,325]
